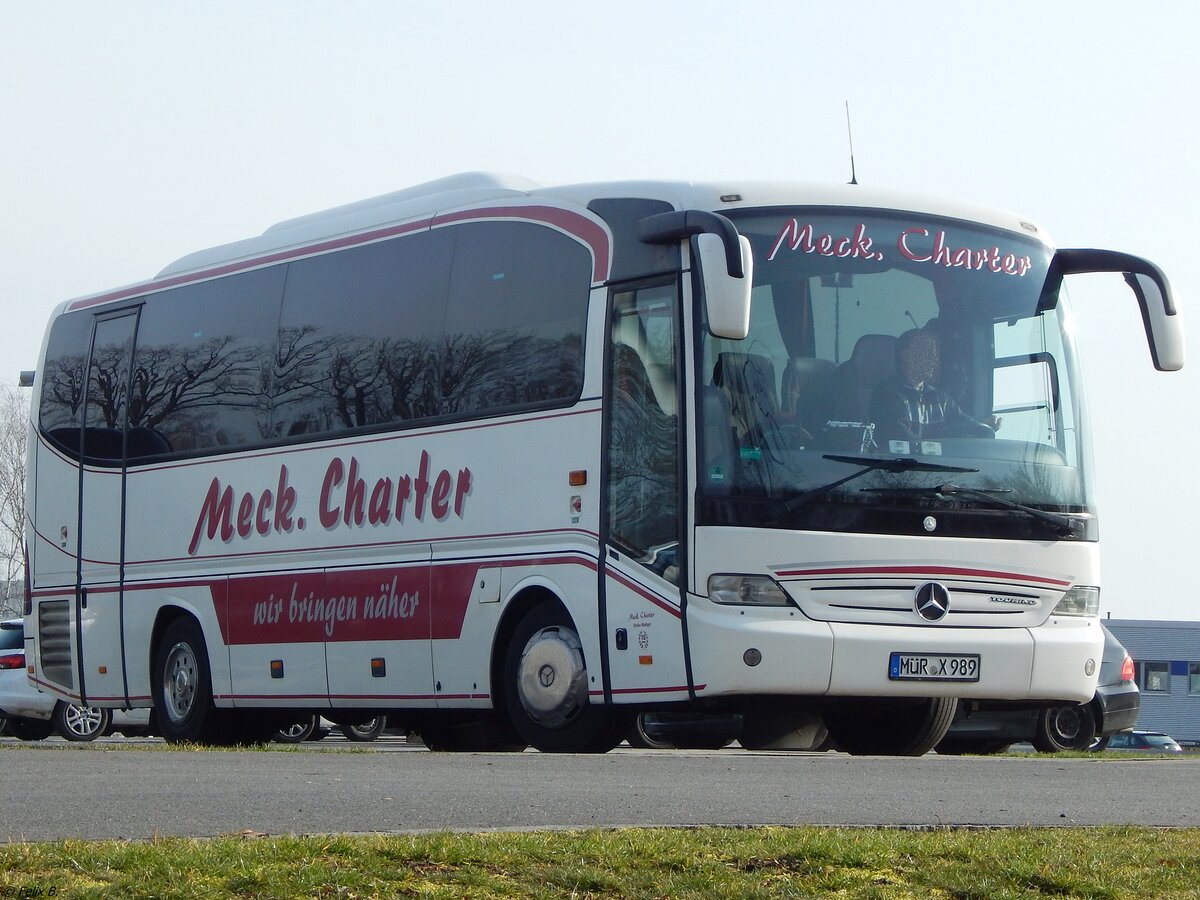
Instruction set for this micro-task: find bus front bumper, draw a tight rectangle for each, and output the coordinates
[686,604,1103,704]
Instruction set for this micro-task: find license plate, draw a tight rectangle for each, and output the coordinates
[889,652,980,682]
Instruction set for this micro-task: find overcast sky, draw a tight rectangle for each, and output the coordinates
[2,2,1197,620]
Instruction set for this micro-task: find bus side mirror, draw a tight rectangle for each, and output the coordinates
[1125,271,1184,372]
[697,232,753,340]
[637,208,753,341]
[1049,248,1184,372]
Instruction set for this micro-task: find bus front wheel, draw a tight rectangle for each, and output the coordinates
[153,617,227,745]
[502,604,630,753]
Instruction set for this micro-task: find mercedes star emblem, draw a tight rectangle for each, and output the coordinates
[914,582,951,621]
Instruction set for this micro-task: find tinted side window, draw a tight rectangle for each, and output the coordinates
[129,265,285,459]
[441,221,589,416]
[83,313,139,465]
[38,311,93,457]
[273,230,451,438]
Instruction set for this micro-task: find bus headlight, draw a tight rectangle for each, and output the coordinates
[708,574,792,607]
[1052,585,1100,617]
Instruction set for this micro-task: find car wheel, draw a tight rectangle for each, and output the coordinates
[274,715,319,743]
[1033,703,1096,752]
[824,697,958,756]
[6,716,55,741]
[340,717,387,742]
[502,603,631,753]
[53,701,111,742]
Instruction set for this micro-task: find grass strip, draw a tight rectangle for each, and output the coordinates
[0,826,1198,898]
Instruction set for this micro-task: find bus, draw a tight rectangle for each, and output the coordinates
[22,172,1183,754]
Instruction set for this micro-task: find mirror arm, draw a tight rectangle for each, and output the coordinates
[1052,248,1176,316]
[638,210,745,278]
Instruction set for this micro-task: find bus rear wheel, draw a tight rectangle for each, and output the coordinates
[823,697,957,756]
[502,604,630,753]
[153,617,229,745]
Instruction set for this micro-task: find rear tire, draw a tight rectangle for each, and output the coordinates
[340,717,387,742]
[1033,703,1096,752]
[502,603,630,753]
[275,715,320,743]
[153,616,229,744]
[53,701,111,742]
[824,697,958,756]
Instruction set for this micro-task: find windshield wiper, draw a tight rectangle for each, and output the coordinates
[864,482,1077,536]
[783,454,978,513]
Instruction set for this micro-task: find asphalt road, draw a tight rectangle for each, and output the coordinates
[1,737,1195,842]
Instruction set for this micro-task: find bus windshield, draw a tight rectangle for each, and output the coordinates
[696,209,1093,540]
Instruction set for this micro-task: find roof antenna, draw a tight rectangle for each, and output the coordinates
[845,101,858,185]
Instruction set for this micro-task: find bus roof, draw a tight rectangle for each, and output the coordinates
[61,172,1050,313]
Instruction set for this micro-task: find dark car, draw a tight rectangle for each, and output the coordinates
[937,623,1139,754]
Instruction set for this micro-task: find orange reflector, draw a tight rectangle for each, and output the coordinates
[98,665,108,675]
[569,470,587,486]
[371,657,387,677]
[638,655,653,665]
[270,659,285,679]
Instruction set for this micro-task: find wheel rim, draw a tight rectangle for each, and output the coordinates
[348,718,382,739]
[1049,707,1083,743]
[162,640,199,724]
[516,625,588,729]
[64,704,104,737]
[278,721,312,740]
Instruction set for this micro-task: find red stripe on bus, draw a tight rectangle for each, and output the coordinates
[432,205,610,282]
[774,564,1071,587]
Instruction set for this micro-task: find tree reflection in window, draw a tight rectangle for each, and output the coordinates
[606,283,679,580]
[38,217,592,462]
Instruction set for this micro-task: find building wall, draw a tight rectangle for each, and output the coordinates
[1106,619,1200,744]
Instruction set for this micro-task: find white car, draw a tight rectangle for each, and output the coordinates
[0,618,152,741]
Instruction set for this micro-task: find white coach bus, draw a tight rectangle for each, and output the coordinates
[23,173,1183,754]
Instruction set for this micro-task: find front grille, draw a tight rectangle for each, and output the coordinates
[37,600,74,690]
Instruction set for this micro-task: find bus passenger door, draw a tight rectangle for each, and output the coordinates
[602,281,689,701]
[75,310,140,705]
